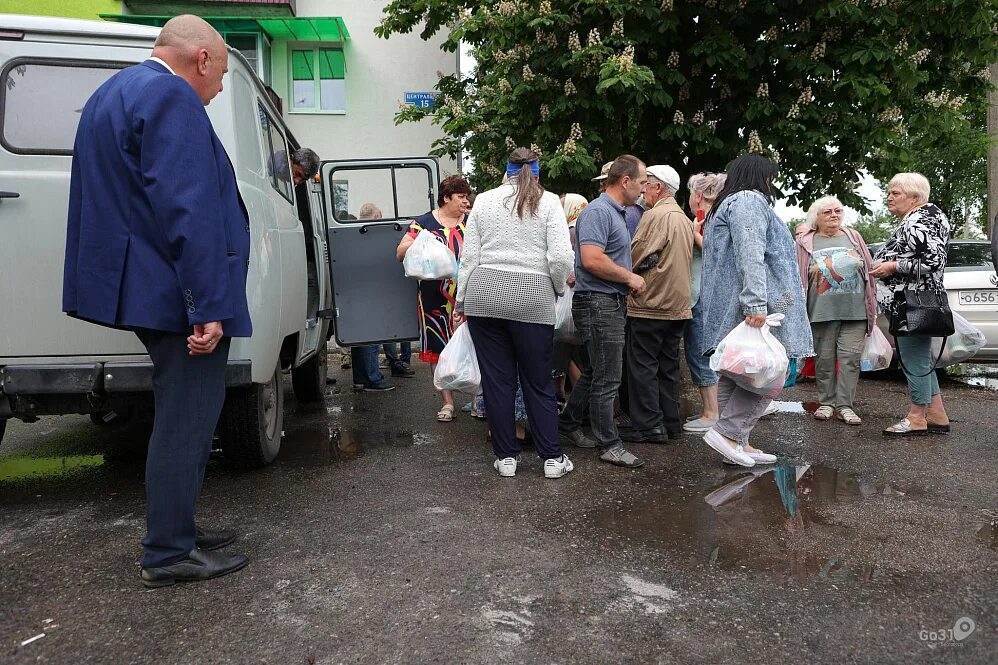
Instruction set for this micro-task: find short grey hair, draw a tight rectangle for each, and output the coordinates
[358,203,382,220]
[889,172,930,204]
[687,172,727,201]
[291,147,320,179]
[805,195,843,230]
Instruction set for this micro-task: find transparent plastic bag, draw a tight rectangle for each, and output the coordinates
[709,313,789,397]
[860,326,893,372]
[931,312,985,367]
[403,229,458,280]
[433,323,482,394]
[554,289,581,345]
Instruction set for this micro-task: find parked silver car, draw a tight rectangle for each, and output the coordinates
[869,239,998,363]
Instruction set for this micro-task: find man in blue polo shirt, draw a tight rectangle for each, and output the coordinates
[560,155,648,468]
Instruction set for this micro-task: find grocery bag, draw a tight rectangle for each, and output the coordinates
[554,289,581,344]
[709,313,789,396]
[931,312,985,367]
[433,323,482,393]
[860,327,893,372]
[403,229,458,280]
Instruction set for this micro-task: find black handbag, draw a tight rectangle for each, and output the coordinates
[888,257,953,377]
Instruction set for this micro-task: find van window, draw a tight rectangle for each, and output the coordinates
[1,60,124,155]
[329,164,436,223]
[257,102,294,203]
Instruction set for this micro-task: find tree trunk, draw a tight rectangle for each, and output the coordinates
[986,62,998,241]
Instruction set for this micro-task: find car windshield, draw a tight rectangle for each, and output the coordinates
[948,243,994,270]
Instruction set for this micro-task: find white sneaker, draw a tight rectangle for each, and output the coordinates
[494,457,518,477]
[703,429,755,467]
[762,401,779,417]
[543,454,574,479]
[722,447,778,465]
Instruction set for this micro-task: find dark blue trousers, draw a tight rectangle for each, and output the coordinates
[467,317,563,460]
[135,329,230,567]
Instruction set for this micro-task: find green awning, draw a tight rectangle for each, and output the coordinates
[98,14,350,41]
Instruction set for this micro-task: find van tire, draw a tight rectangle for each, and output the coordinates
[291,340,328,403]
[218,363,284,469]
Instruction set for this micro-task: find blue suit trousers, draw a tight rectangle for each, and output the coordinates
[135,329,230,567]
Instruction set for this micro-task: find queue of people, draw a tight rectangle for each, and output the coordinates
[389,151,952,478]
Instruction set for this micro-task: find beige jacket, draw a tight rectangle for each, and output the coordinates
[627,197,694,320]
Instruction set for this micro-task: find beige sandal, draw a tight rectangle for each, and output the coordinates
[436,404,455,422]
[813,405,833,421]
[838,407,862,425]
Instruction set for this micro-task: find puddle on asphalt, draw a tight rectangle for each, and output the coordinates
[278,427,430,466]
[595,464,908,584]
[945,363,998,390]
[0,454,105,482]
[977,520,998,550]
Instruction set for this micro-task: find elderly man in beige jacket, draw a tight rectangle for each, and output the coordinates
[621,164,694,443]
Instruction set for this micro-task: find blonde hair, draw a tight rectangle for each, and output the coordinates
[805,195,843,230]
[687,172,727,201]
[889,172,930,204]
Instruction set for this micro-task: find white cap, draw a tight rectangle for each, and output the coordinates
[646,164,680,193]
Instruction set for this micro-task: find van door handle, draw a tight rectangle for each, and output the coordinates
[0,191,19,199]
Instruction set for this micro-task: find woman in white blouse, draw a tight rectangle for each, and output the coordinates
[455,148,575,479]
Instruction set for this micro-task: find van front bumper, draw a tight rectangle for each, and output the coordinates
[0,360,252,395]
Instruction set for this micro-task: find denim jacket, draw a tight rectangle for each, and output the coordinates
[698,190,814,358]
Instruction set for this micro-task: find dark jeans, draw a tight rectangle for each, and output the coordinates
[559,291,627,450]
[626,317,686,434]
[135,329,230,568]
[351,345,385,387]
[383,342,412,367]
[468,317,563,460]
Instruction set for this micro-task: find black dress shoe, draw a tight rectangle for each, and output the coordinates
[390,362,416,378]
[141,548,249,589]
[620,427,668,443]
[195,527,237,551]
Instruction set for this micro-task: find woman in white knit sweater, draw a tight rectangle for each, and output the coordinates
[455,148,576,479]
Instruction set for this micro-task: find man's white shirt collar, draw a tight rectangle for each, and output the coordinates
[149,56,176,75]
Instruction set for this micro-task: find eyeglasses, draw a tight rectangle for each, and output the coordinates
[821,208,844,216]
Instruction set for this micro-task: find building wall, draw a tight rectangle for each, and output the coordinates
[276,0,458,184]
[2,0,121,20]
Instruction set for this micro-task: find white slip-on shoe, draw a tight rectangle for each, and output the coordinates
[683,417,718,433]
[543,454,574,479]
[494,457,518,477]
[704,429,755,467]
[723,446,778,465]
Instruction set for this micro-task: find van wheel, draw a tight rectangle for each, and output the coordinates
[218,363,284,469]
[291,340,328,403]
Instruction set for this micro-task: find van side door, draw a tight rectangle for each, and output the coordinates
[320,158,440,346]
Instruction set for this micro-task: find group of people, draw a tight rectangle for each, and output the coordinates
[393,150,953,477]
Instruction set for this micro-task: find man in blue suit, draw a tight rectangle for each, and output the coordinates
[63,15,252,588]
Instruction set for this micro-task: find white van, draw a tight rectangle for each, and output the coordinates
[0,16,436,466]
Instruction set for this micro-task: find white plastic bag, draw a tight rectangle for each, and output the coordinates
[931,312,985,367]
[860,327,893,372]
[433,323,482,393]
[403,229,458,280]
[554,289,581,344]
[709,313,789,397]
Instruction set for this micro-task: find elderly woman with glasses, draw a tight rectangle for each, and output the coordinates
[870,173,951,436]
[795,196,877,425]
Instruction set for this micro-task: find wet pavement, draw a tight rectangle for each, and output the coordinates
[1,360,996,663]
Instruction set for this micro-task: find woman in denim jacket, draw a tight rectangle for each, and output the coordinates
[698,154,813,467]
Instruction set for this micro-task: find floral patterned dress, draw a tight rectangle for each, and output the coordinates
[407,211,465,362]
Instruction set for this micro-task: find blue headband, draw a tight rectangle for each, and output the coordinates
[506,160,540,178]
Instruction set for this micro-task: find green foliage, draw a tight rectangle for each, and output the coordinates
[852,210,897,244]
[376,0,998,205]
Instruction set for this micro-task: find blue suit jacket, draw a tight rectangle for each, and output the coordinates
[64,60,252,337]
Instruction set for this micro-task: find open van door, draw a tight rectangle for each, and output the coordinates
[320,157,439,346]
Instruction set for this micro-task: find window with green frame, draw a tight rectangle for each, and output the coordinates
[291,47,345,113]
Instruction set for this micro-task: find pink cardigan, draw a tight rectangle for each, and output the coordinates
[795,227,878,334]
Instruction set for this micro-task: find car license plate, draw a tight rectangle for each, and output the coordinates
[958,289,998,304]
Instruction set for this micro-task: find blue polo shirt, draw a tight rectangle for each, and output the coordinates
[574,193,632,295]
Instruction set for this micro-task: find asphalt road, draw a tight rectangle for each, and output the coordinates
[1,360,996,664]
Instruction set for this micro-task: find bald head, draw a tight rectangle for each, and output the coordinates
[151,15,228,106]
